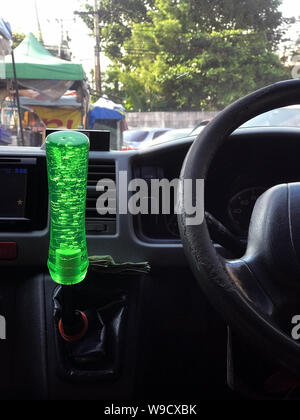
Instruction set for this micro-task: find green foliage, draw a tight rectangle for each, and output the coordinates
[80,0,154,59]
[12,32,26,49]
[80,0,290,111]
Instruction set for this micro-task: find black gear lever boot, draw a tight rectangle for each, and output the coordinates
[53,274,128,383]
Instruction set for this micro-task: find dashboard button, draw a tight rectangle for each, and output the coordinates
[0,243,17,260]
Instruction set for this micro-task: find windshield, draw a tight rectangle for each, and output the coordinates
[0,1,300,148]
[154,129,192,142]
[242,107,300,128]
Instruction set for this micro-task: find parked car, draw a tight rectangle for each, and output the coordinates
[140,125,207,149]
[139,128,193,149]
[122,128,172,150]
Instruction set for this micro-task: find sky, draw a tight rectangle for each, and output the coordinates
[280,0,300,17]
[1,0,300,79]
[1,0,97,75]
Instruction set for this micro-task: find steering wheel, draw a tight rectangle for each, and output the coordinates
[178,79,300,375]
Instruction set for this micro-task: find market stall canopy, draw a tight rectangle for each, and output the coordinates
[20,95,82,108]
[5,33,85,80]
[89,107,124,128]
[4,33,86,101]
[92,97,125,113]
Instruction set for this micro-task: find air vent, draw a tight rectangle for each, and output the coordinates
[0,158,22,163]
[86,159,116,235]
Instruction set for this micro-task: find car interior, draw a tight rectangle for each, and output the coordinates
[2,78,300,401]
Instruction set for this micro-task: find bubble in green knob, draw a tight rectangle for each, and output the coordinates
[46,131,90,286]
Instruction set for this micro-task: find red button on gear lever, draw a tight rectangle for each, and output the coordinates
[58,311,89,343]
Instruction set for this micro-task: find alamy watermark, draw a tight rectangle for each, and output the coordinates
[96,171,205,226]
[0,315,6,340]
[291,316,300,341]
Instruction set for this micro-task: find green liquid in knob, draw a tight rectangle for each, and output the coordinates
[46,131,90,285]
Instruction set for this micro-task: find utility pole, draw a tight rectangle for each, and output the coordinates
[58,19,64,59]
[94,0,102,96]
[34,0,44,44]
[74,2,102,96]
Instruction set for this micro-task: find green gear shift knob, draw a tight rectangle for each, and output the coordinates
[46,131,90,286]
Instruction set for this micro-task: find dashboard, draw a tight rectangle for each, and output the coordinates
[132,127,300,244]
[0,126,300,268]
[206,128,300,238]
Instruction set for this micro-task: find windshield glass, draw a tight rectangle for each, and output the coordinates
[242,106,300,128]
[0,1,300,149]
[155,129,192,142]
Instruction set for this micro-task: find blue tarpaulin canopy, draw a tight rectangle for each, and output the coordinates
[0,18,12,58]
[89,107,124,128]
[0,18,12,40]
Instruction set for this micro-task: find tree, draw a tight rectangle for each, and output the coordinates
[80,0,290,110]
[12,32,26,49]
[79,0,154,59]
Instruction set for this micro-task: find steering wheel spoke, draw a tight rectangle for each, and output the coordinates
[225,258,274,318]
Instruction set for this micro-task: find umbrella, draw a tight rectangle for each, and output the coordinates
[89,106,124,129]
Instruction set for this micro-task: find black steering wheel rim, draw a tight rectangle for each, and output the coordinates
[178,79,300,375]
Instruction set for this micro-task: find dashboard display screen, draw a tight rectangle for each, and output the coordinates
[0,167,28,219]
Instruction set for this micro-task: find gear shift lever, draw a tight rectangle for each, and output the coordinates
[46,131,90,342]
